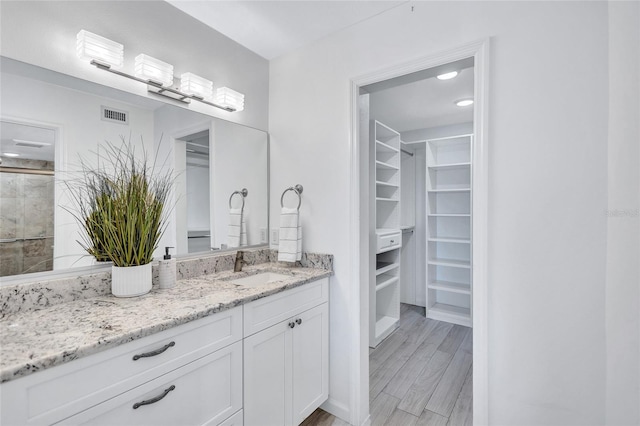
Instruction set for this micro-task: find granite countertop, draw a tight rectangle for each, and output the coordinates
[0,265,331,383]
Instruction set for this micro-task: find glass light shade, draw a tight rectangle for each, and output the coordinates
[180,72,213,99]
[456,99,474,107]
[76,30,124,68]
[215,87,245,111]
[436,71,458,80]
[135,54,174,87]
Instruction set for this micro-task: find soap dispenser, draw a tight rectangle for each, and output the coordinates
[158,247,176,289]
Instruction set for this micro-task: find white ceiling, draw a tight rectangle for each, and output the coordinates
[166,1,405,60]
[369,67,474,133]
[0,121,56,162]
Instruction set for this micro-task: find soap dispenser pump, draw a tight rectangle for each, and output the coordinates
[158,246,176,289]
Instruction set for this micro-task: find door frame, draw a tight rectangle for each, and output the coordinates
[348,39,490,425]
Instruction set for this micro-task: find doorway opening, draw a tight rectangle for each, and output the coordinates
[175,128,213,254]
[349,40,489,426]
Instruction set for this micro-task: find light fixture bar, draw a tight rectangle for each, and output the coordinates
[89,60,235,112]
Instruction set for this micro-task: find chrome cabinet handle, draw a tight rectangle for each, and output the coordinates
[133,341,175,361]
[289,322,296,328]
[133,385,176,409]
[296,318,302,325]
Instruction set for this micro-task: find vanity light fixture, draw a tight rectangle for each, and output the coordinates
[77,30,238,112]
[215,87,245,112]
[456,98,474,107]
[134,54,174,87]
[436,71,458,80]
[76,30,124,69]
[180,72,214,100]
[2,152,20,157]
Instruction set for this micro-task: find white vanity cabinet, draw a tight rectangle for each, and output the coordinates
[243,278,329,426]
[1,307,243,426]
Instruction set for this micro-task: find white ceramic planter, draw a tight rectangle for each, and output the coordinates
[111,263,152,297]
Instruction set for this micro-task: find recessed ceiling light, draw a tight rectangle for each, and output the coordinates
[437,71,458,80]
[2,152,20,157]
[456,99,474,107]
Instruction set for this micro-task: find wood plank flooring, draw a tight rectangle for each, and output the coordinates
[301,304,473,426]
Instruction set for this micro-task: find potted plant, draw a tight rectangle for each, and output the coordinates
[67,139,172,297]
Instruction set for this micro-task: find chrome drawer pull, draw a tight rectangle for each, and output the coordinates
[296,318,302,325]
[133,385,176,409]
[133,341,175,360]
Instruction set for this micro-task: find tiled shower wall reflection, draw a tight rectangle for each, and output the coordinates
[0,159,55,277]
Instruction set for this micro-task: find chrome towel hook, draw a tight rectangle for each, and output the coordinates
[280,184,303,210]
[229,188,248,209]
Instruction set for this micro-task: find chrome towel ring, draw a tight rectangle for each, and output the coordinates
[280,184,303,210]
[229,188,248,209]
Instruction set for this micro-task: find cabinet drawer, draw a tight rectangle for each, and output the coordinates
[243,278,328,336]
[377,231,401,253]
[1,307,242,426]
[58,341,243,426]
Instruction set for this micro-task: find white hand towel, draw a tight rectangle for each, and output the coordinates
[278,207,302,262]
[228,208,243,248]
[240,209,247,247]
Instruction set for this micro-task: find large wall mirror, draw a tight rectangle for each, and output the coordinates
[0,57,269,280]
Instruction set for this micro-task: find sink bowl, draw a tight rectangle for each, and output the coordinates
[229,272,292,288]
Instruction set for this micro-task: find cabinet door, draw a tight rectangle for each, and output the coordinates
[243,320,293,426]
[291,303,329,425]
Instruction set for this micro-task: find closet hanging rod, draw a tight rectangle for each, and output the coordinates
[401,148,414,157]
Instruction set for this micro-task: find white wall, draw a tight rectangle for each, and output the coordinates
[0,1,269,131]
[1,73,154,269]
[269,2,610,424]
[402,122,473,142]
[606,2,640,424]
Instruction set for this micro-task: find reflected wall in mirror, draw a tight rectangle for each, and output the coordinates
[0,57,269,280]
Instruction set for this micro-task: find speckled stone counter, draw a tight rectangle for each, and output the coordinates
[0,254,332,383]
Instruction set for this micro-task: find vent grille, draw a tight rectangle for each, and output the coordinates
[101,106,129,125]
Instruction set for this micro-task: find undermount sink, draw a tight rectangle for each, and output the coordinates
[228,272,292,288]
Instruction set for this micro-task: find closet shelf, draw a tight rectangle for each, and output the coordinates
[376,160,399,171]
[428,303,471,320]
[376,180,398,188]
[375,262,399,275]
[427,188,470,193]
[428,280,471,295]
[427,162,471,170]
[428,236,471,244]
[376,197,399,202]
[376,140,399,153]
[427,258,471,269]
[376,274,399,292]
[428,213,470,217]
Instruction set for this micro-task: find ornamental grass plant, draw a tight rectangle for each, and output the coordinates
[66,137,173,267]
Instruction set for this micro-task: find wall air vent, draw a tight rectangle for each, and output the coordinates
[101,106,129,125]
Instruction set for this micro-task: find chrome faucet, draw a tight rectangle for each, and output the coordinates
[234,250,248,272]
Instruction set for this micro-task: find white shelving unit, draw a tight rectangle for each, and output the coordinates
[370,121,402,348]
[425,134,473,327]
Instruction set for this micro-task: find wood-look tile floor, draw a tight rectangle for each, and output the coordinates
[301,304,473,426]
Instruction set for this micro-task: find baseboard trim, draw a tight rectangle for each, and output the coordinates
[321,397,351,423]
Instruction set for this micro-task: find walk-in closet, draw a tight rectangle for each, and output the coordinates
[360,57,475,424]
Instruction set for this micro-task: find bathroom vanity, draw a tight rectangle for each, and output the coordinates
[0,252,332,426]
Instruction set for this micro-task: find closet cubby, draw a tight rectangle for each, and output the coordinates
[427,192,471,215]
[370,120,402,348]
[425,134,473,327]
